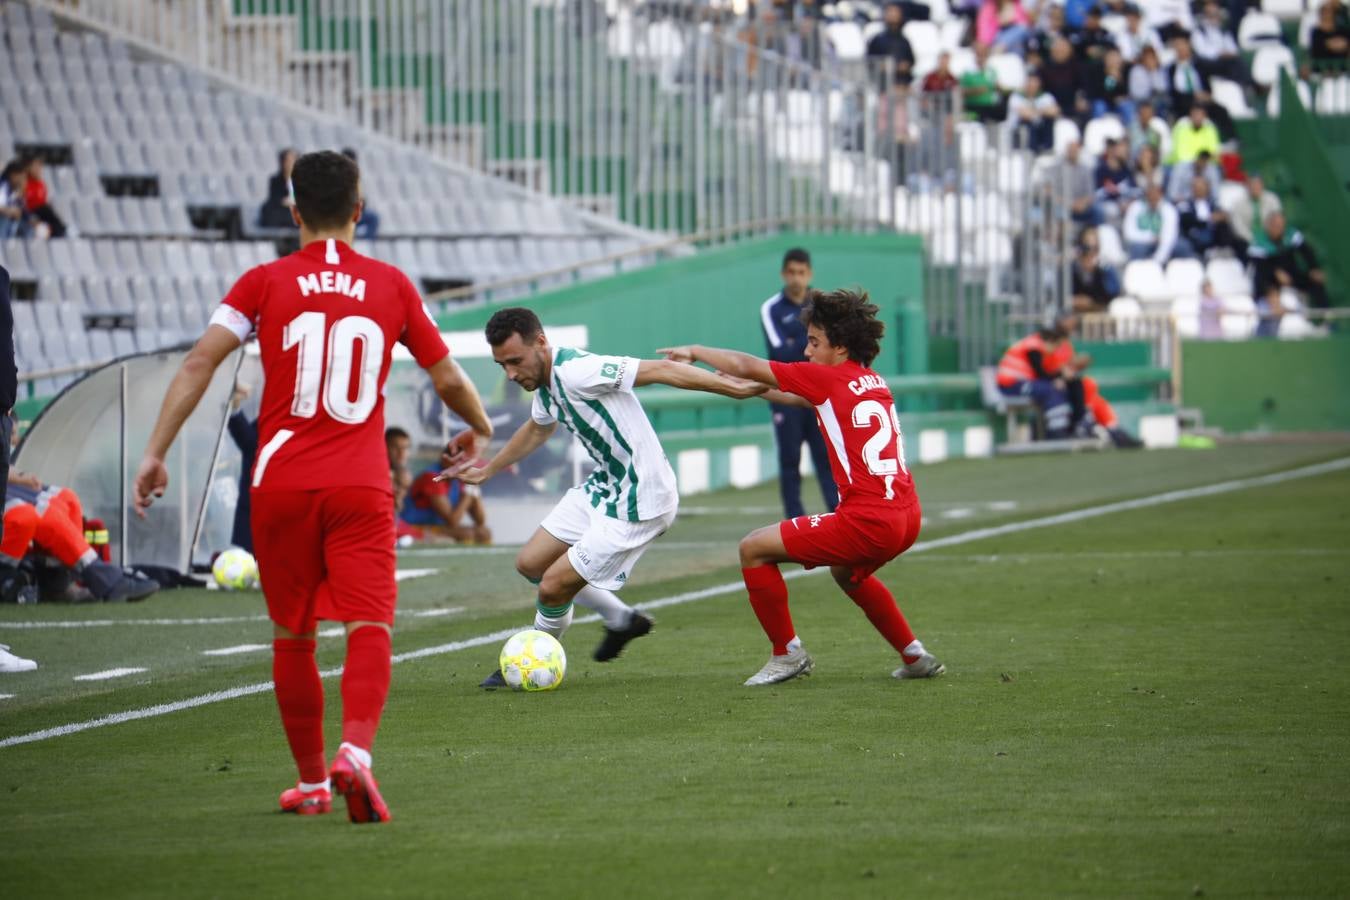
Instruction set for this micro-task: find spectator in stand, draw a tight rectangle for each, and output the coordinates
[1072,6,1116,63]
[1070,245,1121,312]
[962,42,1007,121]
[1167,36,1234,138]
[341,148,381,240]
[1064,0,1099,30]
[400,466,493,545]
[1128,100,1165,159]
[227,381,257,555]
[1005,71,1060,152]
[259,147,297,229]
[923,52,961,93]
[1176,175,1244,259]
[1116,3,1163,63]
[1041,36,1092,122]
[1094,138,1138,223]
[977,0,1033,55]
[1197,279,1225,340]
[867,2,916,86]
[1028,4,1069,61]
[1134,143,1166,189]
[1169,104,1222,166]
[1249,210,1329,336]
[1129,45,1170,115]
[1045,140,1098,225]
[1311,1,1350,67]
[1090,47,1135,121]
[1124,182,1181,262]
[0,161,30,239]
[1228,174,1281,245]
[1147,0,1195,41]
[21,156,67,239]
[1167,148,1223,203]
[1192,1,1248,86]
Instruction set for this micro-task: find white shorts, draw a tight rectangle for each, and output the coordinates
[540,487,677,591]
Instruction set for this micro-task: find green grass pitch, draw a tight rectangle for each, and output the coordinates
[2,441,1348,899]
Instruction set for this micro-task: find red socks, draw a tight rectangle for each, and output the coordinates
[272,638,326,784]
[846,577,921,663]
[742,565,796,655]
[340,626,392,755]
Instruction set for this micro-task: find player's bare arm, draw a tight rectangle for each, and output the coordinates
[133,324,242,516]
[633,359,767,399]
[427,355,494,463]
[658,345,778,387]
[439,418,556,485]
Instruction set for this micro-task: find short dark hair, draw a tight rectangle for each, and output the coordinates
[290,150,361,231]
[782,247,811,269]
[800,289,884,366]
[385,426,409,442]
[485,307,544,347]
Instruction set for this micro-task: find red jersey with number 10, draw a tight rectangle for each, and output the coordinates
[769,359,917,510]
[214,238,449,494]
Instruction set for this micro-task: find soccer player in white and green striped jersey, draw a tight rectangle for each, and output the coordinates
[442,307,766,687]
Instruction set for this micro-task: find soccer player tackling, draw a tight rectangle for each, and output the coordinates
[132,151,493,822]
[444,308,766,687]
[661,289,944,686]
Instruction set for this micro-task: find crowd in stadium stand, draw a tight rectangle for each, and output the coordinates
[707,0,1338,326]
[1,155,67,240]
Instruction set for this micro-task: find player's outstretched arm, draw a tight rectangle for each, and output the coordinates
[428,356,494,461]
[134,325,242,516]
[633,359,768,399]
[658,345,778,387]
[437,418,556,485]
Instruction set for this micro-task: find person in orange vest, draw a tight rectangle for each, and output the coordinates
[996,315,1143,448]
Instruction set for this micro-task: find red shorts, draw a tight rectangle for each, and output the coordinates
[251,486,397,634]
[779,500,923,584]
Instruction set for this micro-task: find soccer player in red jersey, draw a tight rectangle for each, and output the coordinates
[132,151,493,822]
[661,289,944,686]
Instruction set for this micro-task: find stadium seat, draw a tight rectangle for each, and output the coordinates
[1172,296,1200,338]
[1222,294,1259,338]
[1053,119,1082,156]
[826,21,865,60]
[1206,257,1250,296]
[1261,0,1304,17]
[1097,224,1127,268]
[1123,260,1172,303]
[1082,116,1125,157]
[1314,77,1350,115]
[1165,258,1206,298]
[1252,44,1297,87]
[1210,78,1256,120]
[1265,77,1312,114]
[1238,11,1284,48]
[903,21,941,56]
[1109,296,1143,317]
[987,53,1026,91]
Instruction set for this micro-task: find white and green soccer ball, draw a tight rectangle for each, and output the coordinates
[499,629,567,692]
[212,547,259,591]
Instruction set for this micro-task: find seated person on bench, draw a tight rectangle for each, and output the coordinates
[995,315,1143,448]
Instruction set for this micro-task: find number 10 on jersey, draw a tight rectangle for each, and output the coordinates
[283,312,385,425]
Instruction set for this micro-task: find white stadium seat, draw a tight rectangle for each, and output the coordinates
[987,53,1026,92]
[1165,258,1206,298]
[1207,258,1251,296]
[1252,44,1297,87]
[1210,78,1255,120]
[1123,260,1172,303]
[1239,11,1284,49]
[1082,115,1125,157]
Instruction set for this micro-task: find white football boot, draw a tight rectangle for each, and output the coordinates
[892,652,945,680]
[0,644,37,673]
[744,647,814,686]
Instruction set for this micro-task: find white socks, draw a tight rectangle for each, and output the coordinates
[300,778,332,793]
[782,636,803,656]
[76,548,97,571]
[574,585,634,630]
[533,601,573,639]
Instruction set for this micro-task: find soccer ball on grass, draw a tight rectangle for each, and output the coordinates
[212,547,259,591]
[499,629,567,692]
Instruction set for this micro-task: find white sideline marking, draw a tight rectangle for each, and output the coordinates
[1,605,466,631]
[201,644,269,657]
[908,548,1347,563]
[395,568,438,582]
[0,694,14,700]
[73,668,147,682]
[3,456,1347,751]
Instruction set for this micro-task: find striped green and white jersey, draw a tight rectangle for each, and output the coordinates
[531,347,678,522]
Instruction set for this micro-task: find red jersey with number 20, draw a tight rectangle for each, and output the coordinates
[212,238,450,494]
[769,359,917,510]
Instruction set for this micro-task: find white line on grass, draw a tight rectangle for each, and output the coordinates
[72,668,147,682]
[906,548,1348,563]
[3,456,1347,750]
[0,694,14,700]
[1,606,467,631]
[201,644,270,657]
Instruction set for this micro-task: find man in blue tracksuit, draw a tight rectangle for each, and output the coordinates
[759,248,839,520]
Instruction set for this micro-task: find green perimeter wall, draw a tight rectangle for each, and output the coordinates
[1183,334,1350,432]
[436,231,927,376]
